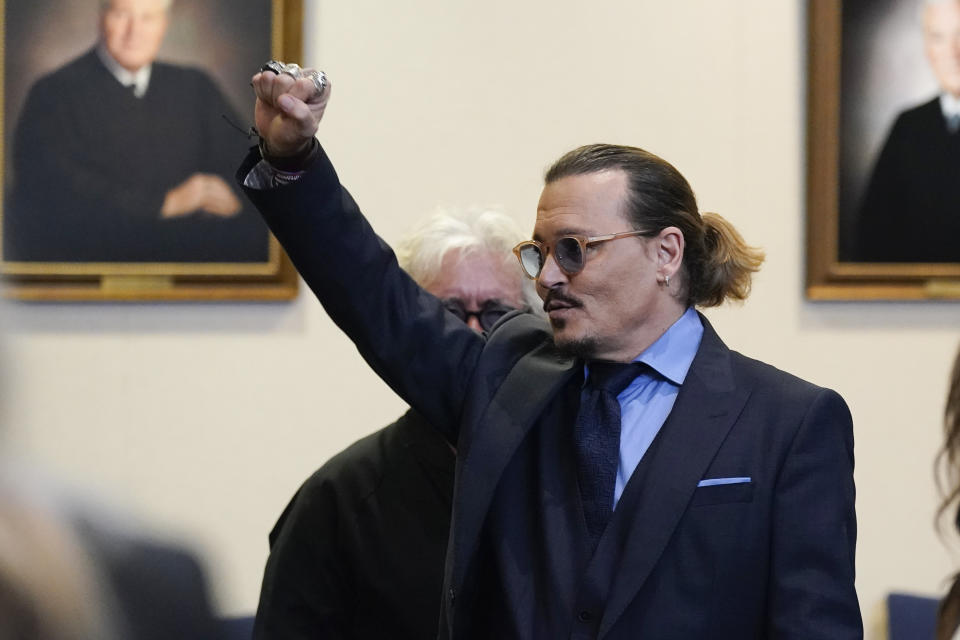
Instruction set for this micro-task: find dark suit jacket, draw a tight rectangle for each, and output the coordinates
[253,410,455,640]
[240,146,862,639]
[856,96,960,263]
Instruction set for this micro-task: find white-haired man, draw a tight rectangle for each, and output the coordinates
[857,0,960,262]
[5,0,267,263]
[253,208,535,640]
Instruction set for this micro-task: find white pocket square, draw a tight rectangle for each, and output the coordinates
[697,477,751,487]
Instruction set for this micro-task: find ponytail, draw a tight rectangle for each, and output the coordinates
[688,212,765,308]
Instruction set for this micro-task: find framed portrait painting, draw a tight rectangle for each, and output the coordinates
[0,0,302,300]
[807,0,960,300]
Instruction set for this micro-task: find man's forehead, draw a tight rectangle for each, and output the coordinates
[531,213,630,242]
[539,170,628,207]
[925,0,960,29]
[424,250,523,304]
[105,0,170,13]
[532,171,631,239]
[531,223,591,242]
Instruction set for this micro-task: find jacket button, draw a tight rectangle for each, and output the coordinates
[577,610,593,622]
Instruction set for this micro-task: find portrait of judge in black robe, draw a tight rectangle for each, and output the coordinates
[2,0,271,264]
[854,0,960,263]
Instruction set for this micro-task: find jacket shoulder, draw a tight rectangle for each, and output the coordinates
[28,50,103,94]
[267,416,409,543]
[302,414,411,497]
[151,60,219,87]
[483,311,553,361]
[728,349,844,409]
[889,96,943,135]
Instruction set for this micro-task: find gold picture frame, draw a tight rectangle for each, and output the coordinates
[806,0,960,300]
[0,0,302,301]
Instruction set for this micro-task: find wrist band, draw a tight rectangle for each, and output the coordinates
[259,138,319,172]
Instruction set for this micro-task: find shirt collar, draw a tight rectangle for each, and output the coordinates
[584,306,704,387]
[96,43,152,98]
[940,93,960,118]
[632,306,703,385]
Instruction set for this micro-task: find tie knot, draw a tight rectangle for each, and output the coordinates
[586,362,645,396]
[948,113,960,134]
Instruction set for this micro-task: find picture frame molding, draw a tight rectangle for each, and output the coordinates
[0,0,303,301]
[806,0,960,301]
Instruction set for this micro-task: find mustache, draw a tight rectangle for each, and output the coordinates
[543,289,583,312]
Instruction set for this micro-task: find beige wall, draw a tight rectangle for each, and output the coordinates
[2,1,959,637]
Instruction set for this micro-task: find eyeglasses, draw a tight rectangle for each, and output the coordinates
[441,298,521,331]
[512,230,654,279]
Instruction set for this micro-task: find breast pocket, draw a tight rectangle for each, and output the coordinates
[690,481,754,507]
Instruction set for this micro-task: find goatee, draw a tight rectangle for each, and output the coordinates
[553,333,601,360]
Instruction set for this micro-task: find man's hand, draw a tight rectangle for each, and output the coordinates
[198,175,243,217]
[252,69,330,158]
[161,173,242,219]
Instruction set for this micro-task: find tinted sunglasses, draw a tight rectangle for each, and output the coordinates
[512,230,654,279]
[441,298,521,331]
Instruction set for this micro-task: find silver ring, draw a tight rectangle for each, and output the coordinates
[280,63,303,80]
[260,60,285,75]
[304,69,327,98]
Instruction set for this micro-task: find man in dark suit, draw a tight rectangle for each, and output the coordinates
[239,70,861,638]
[856,0,960,263]
[4,0,268,263]
[253,207,535,640]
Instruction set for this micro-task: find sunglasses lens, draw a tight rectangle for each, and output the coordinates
[479,306,513,331]
[518,244,544,278]
[555,237,584,274]
[442,300,466,321]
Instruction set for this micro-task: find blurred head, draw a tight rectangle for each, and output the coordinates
[395,207,535,333]
[99,0,171,72]
[522,144,762,361]
[937,347,960,521]
[936,346,960,637]
[0,493,115,640]
[924,0,960,97]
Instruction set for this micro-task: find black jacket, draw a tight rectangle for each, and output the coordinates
[254,410,454,640]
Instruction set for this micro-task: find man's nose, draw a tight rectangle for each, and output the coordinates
[128,16,147,37]
[537,252,568,290]
[466,315,484,332]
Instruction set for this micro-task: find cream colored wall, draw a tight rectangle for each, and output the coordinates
[2,1,958,637]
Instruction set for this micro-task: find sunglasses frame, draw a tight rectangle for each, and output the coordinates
[512,229,654,279]
[440,298,522,331]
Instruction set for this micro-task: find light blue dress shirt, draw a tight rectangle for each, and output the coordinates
[584,306,704,509]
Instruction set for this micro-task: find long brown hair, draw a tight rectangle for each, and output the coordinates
[936,345,960,639]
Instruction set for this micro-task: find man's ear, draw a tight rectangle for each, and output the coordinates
[656,226,684,278]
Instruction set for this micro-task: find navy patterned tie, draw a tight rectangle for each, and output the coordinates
[574,361,644,547]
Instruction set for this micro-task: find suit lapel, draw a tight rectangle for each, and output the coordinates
[451,339,578,589]
[597,318,752,638]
